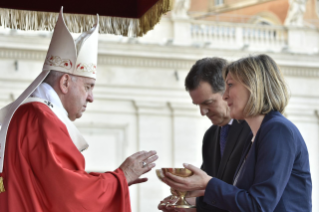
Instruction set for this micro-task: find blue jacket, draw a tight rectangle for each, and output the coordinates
[204,111,312,212]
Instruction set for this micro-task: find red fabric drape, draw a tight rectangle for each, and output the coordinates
[0,0,160,18]
[0,102,131,212]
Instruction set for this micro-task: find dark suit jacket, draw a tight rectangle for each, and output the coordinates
[203,111,312,212]
[196,120,252,212]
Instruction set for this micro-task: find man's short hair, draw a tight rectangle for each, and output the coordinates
[223,54,289,116]
[185,57,228,93]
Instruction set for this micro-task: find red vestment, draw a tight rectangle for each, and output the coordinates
[0,102,131,212]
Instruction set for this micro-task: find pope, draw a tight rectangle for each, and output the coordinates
[0,8,158,212]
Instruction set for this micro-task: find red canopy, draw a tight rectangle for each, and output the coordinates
[0,0,172,36]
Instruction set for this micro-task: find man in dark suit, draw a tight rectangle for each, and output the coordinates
[158,57,251,212]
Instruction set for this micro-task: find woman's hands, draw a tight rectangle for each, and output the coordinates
[162,163,212,191]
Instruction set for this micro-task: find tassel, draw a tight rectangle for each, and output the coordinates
[0,176,5,193]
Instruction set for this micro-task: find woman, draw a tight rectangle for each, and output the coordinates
[162,54,312,212]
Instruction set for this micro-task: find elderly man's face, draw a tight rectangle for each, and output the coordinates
[65,76,95,121]
[189,81,230,126]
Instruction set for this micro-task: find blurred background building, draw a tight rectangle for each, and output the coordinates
[0,0,319,211]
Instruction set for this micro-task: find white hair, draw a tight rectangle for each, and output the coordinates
[43,70,78,87]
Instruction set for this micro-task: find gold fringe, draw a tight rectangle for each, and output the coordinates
[0,176,5,193]
[0,0,172,37]
[138,0,173,36]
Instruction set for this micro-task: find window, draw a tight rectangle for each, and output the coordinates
[215,0,224,6]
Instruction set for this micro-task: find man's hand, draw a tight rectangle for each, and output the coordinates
[162,163,212,191]
[158,195,179,212]
[158,195,197,212]
[119,150,158,186]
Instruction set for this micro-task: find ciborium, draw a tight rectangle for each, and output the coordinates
[156,168,196,209]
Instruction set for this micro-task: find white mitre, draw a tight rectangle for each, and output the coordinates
[44,8,98,79]
[0,7,99,184]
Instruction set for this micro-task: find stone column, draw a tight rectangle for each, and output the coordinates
[133,100,173,212]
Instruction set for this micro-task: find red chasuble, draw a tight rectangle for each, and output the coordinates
[0,102,131,212]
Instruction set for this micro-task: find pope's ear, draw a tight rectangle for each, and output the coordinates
[59,74,71,94]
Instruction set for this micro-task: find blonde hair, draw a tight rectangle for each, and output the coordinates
[223,54,289,117]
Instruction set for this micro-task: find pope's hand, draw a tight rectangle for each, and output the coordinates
[162,163,212,191]
[119,150,158,186]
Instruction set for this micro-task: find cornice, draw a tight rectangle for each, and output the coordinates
[98,54,195,70]
[0,47,319,78]
[0,48,45,60]
[281,67,319,78]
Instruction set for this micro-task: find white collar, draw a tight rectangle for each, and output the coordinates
[31,82,68,117]
[221,119,233,128]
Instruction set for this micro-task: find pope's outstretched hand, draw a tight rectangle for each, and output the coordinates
[120,150,158,186]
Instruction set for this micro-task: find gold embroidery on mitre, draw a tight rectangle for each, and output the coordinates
[76,63,97,75]
[45,56,73,70]
[0,177,5,193]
